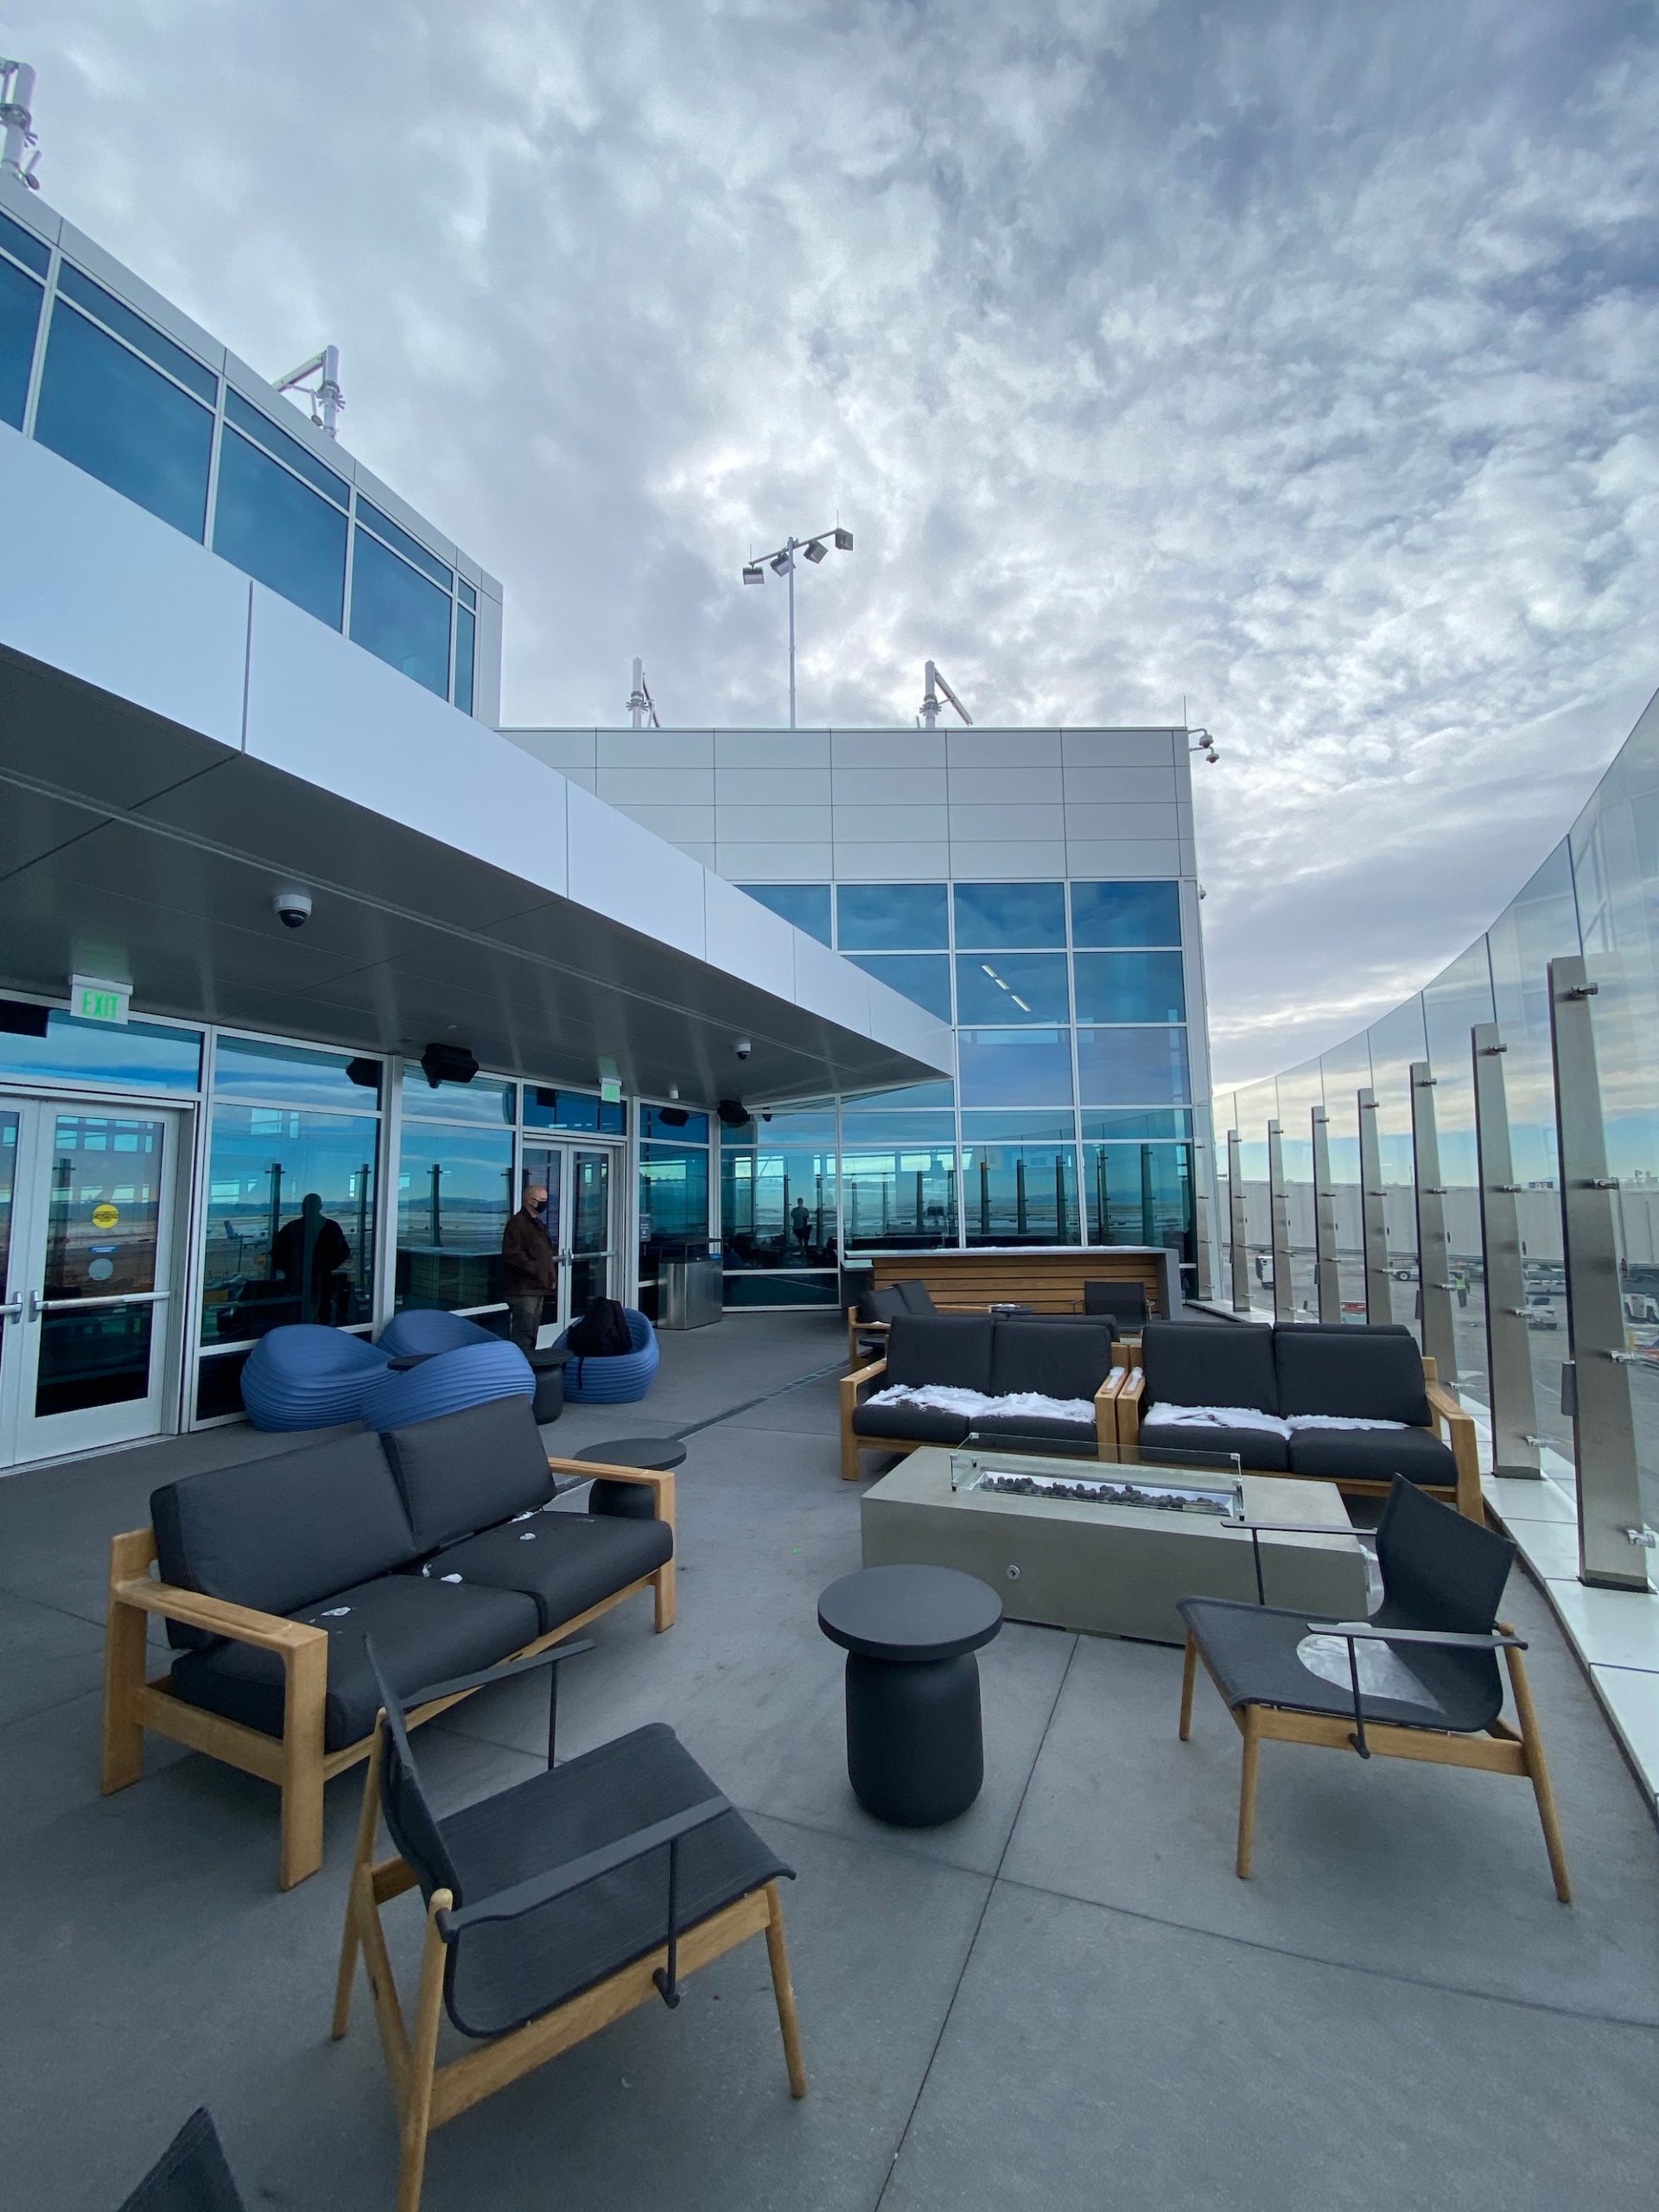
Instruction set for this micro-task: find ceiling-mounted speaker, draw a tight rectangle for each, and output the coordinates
[420,1041,480,1089]
[656,1106,690,1128]
[715,1098,751,1128]
[0,998,50,1038]
[345,1057,381,1091]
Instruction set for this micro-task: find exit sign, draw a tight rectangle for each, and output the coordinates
[600,1075,622,1105]
[72,974,130,1026]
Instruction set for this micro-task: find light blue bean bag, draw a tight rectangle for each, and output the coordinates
[376,1308,501,1359]
[552,1306,661,1404]
[240,1325,392,1432]
[359,1338,535,1433]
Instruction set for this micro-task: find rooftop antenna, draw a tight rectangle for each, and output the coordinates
[918,661,972,730]
[0,59,41,192]
[626,658,661,730]
[274,345,345,439]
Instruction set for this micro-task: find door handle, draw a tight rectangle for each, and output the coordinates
[0,1295,22,1322]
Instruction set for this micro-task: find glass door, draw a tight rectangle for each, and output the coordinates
[520,1141,619,1332]
[0,1100,183,1465]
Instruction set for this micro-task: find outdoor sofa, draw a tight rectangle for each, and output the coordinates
[101,1395,677,1889]
[1116,1319,1482,1519]
[840,1312,1124,1481]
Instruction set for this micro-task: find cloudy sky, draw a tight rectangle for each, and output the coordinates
[14,2,1659,1086]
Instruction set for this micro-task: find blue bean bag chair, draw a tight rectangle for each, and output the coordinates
[552,1306,661,1404]
[359,1338,535,1433]
[377,1308,501,1359]
[240,1325,392,1432]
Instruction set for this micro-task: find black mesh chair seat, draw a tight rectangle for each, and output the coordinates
[440,1721,791,2037]
[117,2109,245,2212]
[1175,1597,1503,1735]
[1285,1426,1458,1488]
[417,1512,672,1635]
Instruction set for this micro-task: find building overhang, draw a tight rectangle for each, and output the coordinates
[0,433,953,1106]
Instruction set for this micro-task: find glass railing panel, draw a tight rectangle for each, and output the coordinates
[1273,1057,1325,1323]
[1419,937,1496,1408]
[1318,1035,1371,1322]
[1365,998,1428,1338]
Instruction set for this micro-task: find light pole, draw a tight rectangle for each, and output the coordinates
[741,525,853,728]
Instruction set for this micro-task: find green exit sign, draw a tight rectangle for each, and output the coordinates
[600,1076,622,1105]
[71,974,131,1026]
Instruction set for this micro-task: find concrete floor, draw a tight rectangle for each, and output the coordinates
[3,1310,1657,2211]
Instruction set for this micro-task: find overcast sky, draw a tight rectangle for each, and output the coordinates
[14,2,1659,1087]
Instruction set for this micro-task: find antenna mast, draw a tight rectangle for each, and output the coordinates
[918,661,973,729]
[0,59,41,191]
[274,345,345,439]
[626,658,661,729]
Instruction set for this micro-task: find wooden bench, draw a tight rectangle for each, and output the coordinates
[845,1247,1169,1364]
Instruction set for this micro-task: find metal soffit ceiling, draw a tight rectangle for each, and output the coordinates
[0,649,944,1107]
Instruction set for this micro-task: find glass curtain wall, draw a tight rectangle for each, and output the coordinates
[720,1109,839,1306]
[4,209,481,710]
[395,1072,516,1317]
[1212,685,1659,1547]
[638,1104,712,1322]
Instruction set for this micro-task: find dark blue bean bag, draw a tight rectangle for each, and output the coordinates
[377,1308,501,1359]
[552,1306,661,1404]
[359,1338,535,1433]
[240,1325,392,1432]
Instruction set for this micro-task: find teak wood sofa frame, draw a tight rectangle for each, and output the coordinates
[844,1250,1164,1365]
[100,1453,677,1891]
[1116,1354,1484,1520]
[840,1354,1125,1482]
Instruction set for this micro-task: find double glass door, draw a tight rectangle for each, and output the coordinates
[521,1142,617,1334]
[0,1098,182,1465]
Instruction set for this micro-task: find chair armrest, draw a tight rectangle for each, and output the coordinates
[546,1458,676,1514]
[1323,1621,1527,1651]
[841,1356,887,1414]
[435,1793,731,1935]
[1425,1380,1470,1429]
[408,1637,595,1709]
[1092,1366,1127,1408]
[111,1573,323,1656]
[1116,1368,1144,1447]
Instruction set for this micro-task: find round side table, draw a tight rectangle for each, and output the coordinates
[817,1565,1003,1827]
[573,1435,686,1520]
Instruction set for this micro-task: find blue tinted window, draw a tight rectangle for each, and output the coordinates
[0,253,41,428]
[396,1124,514,1313]
[213,427,346,627]
[223,388,347,505]
[1070,880,1181,947]
[1088,1140,1193,1254]
[0,208,49,276]
[736,884,833,943]
[959,1133,1080,1245]
[459,577,477,610]
[54,264,218,402]
[953,880,1065,949]
[0,1008,200,1090]
[401,1067,514,1125]
[836,881,949,950]
[1081,1109,1192,1141]
[838,1110,958,1147]
[846,1078,956,1110]
[523,1086,626,1134]
[453,605,476,714]
[35,303,213,538]
[847,953,952,1021]
[955,952,1068,1023]
[957,1027,1074,1107]
[350,526,452,696]
[1072,950,1186,1023]
[642,1104,710,1142]
[1075,1026,1190,1103]
[201,1107,377,1343]
[213,1036,379,1110]
[959,1110,1077,1142]
[357,498,453,588]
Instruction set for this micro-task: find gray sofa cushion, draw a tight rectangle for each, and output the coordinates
[152,1430,416,1649]
[856,1285,908,1325]
[1140,1321,1278,1414]
[1274,1328,1433,1427]
[168,1573,540,1751]
[380,1395,556,1554]
[1286,1427,1457,1488]
[989,1319,1116,1402]
[420,1510,671,1633]
[972,1412,1096,1455]
[884,1313,995,1393]
[896,1280,938,1314]
[851,1400,971,1446]
[1137,1417,1288,1473]
[1084,1281,1149,1328]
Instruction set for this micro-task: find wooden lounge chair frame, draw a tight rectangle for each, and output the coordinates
[100,1453,676,1891]
[1116,1354,1483,1519]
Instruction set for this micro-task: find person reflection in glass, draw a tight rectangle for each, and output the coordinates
[272,1192,352,1325]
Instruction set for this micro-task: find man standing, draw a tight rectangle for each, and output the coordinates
[501,1182,557,1353]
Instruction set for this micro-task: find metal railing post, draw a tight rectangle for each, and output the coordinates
[1357,1089,1391,1325]
[1471,1023,1541,1478]
[1267,1119,1294,1323]
[1548,957,1649,1587]
[1409,1062,1457,1381]
[1227,1129,1251,1315]
[1311,1105,1341,1322]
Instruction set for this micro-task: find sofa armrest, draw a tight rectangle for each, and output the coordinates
[841,1356,887,1419]
[1424,1380,1483,1520]
[1093,1365,1127,1452]
[108,1547,324,1656]
[1116,1369,1145,1451]
[546,1456,676,1522]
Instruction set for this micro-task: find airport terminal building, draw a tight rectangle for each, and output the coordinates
[0,177,1213,1471]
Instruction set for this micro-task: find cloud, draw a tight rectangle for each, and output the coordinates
[13,0,1659,1085]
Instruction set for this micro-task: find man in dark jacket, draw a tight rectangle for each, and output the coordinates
[501,1183,557,1352]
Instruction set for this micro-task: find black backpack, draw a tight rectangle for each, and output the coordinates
[566,1295,632,1359]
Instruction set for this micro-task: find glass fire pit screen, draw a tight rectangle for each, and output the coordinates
[950,1435,1243,1518]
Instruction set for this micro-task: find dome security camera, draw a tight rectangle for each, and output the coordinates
[734,1038,752,1061]
[273,890,313,931]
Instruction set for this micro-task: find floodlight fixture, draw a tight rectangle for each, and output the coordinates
[740,520,856,727]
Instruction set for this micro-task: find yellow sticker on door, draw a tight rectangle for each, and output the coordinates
[91,1203,120,1230]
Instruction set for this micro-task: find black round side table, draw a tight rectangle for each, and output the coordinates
[573,1435,686,1519]
[817,1565,1003,1827]
[528,1347,569,1425]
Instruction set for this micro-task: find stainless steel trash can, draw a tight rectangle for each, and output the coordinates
[659,1256,723,1330]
